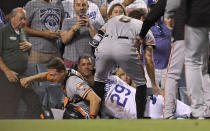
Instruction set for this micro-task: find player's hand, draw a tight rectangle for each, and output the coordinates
[164,18,174,30]
[4,69,19,83]
[152,85,163,96]
[20,77,31,88]
[19,39,32,51]
[43,30,60,39]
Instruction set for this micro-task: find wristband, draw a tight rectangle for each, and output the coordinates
[89,113,96,119]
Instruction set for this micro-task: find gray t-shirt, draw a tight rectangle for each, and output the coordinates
[61,17,101,62]
[66,75,92,113]
[24,0,64,53]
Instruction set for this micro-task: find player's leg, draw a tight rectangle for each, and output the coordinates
[93,41,115,100]
[185,25,210,118]
[163,40,185,119]
[117,54,147,119]
[202,30,210,117]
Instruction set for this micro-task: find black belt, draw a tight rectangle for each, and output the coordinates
[118,36,129,39]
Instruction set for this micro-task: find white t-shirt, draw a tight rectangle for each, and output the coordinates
[107,0,148,13]
[62,0,105,25]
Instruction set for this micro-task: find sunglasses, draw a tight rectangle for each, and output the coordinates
[156,25,165,36]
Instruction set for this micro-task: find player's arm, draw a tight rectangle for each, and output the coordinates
[20,72,48,88]
[144,46,162,96]
[144,46,158,96]
[85,90,101,119]
[140,0,166,39]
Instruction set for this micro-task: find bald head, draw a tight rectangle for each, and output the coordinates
[10,7,26,30]
[10,8,26,18]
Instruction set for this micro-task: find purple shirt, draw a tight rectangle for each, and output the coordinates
[142,19,171,69]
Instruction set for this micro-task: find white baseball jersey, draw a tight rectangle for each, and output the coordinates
[101,75,192,119]
[62,0,105,25]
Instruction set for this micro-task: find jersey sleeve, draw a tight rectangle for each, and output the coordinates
[143,30,156,48]
[66,76,92,99]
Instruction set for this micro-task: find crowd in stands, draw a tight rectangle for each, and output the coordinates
[0,0,210,119]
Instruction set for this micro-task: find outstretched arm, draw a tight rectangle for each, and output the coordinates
[20,72,48,88]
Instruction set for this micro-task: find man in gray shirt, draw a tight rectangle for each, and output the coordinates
[24,0,65,64]
[61,0,102,69]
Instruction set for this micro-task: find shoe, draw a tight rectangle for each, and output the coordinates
[190,113,205,119]
[165,115,176,119]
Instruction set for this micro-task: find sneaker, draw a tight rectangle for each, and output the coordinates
[190,113,205,119]
[165,115,176,119]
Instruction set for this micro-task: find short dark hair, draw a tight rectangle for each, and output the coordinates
[128,8,147,20]
[47,57,66,72]
[78,54,94,64]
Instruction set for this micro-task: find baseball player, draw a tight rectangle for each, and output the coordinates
[92,14,162,119]
[101,75,191,119]
[20,57,101,119]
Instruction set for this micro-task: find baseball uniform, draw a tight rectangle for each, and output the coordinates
[93,15,155,119]
[94,15,155,86]
[101,75,191,119]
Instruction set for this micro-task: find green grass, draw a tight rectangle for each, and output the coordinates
[0,120,210,131]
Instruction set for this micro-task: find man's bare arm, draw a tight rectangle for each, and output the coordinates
[20,72,48,88]
[85,90,101,119]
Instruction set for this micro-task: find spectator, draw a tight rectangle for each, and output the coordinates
[24,0,65,64]
[107,3,127,19]
[99,0,141,18]
[61,0,102,69]
[20,56,101,119]
[107,0,147,14]
[0,8,42,119]
[0,8,7,27]
[62,0,104,26]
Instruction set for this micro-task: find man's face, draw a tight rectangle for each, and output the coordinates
[47,69,66,84]
[74,0,89,15]
[11,9,26,30]
[78,58,93,78]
